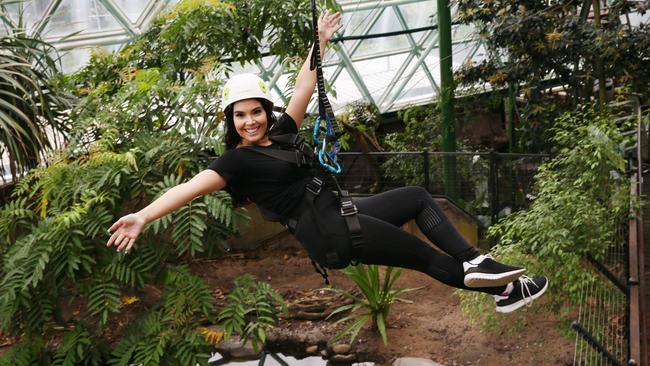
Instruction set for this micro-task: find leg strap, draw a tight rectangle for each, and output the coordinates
[338,189,364,261]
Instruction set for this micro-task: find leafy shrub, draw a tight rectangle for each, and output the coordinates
[457,105,635,329]
[327,265,417,345]
[0,0,340,362]
[381,104,490,215]
[217,274,287,352]
[109,266,215,366]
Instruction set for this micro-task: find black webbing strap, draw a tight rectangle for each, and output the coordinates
[309,0,339,137]
[242,134,313,167]
[243,146,309,167]
[330,176,364,260]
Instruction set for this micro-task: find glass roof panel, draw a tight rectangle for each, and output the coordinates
[113,0,151,23]
[396,2,435,27]
[4,0,495,113]
[394,62,436,106]
[323,67,361,112]
[5,0,51,33]
[341,8,377,36]
[41,0,123,38]
[57,43,121,74]
[354,53,408,102]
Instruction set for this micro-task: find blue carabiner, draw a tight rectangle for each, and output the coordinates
[318,149,342,174]
[313,115,343,174]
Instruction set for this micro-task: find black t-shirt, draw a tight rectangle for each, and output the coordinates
[207,113,312,216]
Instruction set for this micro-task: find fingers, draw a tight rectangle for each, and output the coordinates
[320,10,342,25]
[106,228,136,254]
[106,230,122,248]
[117,237,135,253]
[108,218,123,233]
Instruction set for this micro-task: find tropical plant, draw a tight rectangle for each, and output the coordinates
[454,0,650,152]
[327,265,418,345]
[109,266,216,366]
[381,104,490,216]
[217,274,288,352]
[0,3,72,182]
[0,0,342,362]
[457,104,634,330]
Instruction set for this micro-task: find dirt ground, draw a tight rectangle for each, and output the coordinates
[0,229,574,365]
[192,231,575,366]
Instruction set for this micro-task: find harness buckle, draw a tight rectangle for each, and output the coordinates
[340,200,358,216]
[306,177,323,196]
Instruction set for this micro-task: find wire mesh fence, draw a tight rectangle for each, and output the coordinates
[333,151,548,227]
[572,219,629,366]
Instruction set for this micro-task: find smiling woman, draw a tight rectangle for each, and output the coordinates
[107,8,547,319]
[220,73,278,149]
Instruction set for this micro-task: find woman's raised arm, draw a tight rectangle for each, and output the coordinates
[285,10,342,128]
[106,169,226,253]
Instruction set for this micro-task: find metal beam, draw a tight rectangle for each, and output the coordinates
[138,0,173,31]
[98,0,137,38]
[376,6,437,108]
[340,0,429,11]
[380,32,439,112]
[437,0,458,199]
[32,0,63,37]
[327,7,386,92]
[48,30,130,49]
[336,42,376,104]
[256,57,288,105]
[308,6,386,113]
[394,7,437,88]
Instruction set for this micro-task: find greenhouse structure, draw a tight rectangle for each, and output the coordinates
[0,0,647,365]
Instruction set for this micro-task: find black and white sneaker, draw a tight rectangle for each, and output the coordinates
[494,276,548,313]
[463,254,526,288]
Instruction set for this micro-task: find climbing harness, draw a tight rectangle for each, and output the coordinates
[242,2,363,285]
[310,0,342,175]
[244,133,363,285]
[306,0,363,269]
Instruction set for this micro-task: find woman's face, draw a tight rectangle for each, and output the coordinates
[232,99,268,146]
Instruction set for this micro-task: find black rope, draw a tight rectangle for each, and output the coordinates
[330,22,461,42]
[310,259,330,285]
[309,0,340,137]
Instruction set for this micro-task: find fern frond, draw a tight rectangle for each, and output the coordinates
[171,200,207,256]
[0,336,44,366]
[162,266,214,326]
[52,325,93,366]
[105,245,161,287]
[0,197,34,245]
[87,280,121,329]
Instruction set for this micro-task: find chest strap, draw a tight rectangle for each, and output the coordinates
[244,135,365,278]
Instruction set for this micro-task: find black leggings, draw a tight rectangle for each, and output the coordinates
[292,186,506,295]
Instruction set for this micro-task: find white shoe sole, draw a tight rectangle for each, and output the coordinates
[495,280,549,313]
[463,268,526,288]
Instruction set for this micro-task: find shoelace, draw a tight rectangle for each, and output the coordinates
[517,275,539,307]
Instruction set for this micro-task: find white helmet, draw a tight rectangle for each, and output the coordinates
[221,73,273,110]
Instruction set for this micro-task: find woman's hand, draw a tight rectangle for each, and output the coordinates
[107,213,146,253]
[319,10,343,43]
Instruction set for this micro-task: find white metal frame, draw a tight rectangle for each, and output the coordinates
[2,0,486,113]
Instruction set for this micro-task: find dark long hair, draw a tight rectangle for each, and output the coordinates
[223,98,277,150]
[222,98,277,206]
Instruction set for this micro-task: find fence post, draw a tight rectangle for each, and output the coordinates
[423,150,430,192]
[488,150,498,227]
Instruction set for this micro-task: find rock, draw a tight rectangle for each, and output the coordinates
[330,353,356,362]
[393,357,446,366]
[305,345,318,354]
[294,310,328,320]
[214,338,261,360]
[332,343,352,354]
[320,349,328,357]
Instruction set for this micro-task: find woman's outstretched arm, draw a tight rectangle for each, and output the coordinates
[285,10,342,128]
[106,169,226,253]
